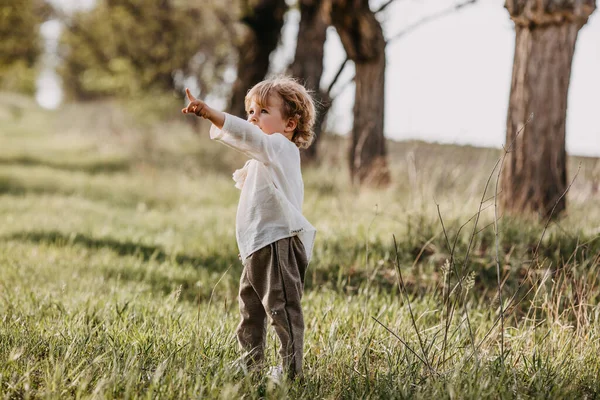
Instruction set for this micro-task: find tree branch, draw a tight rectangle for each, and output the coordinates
[374,0,400,14]
[326,0,478,100]
[326,57,349,96]
[387,0,477,44]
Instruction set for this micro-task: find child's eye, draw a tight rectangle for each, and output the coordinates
[247,110,254,115]
[261,109,268,114]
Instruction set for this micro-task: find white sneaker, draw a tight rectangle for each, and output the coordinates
[267,365,284,385]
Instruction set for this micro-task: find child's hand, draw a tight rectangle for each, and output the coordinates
[182,88,211,118]
[182,88,225,129]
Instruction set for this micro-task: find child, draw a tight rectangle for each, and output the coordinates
[182,76,317,380]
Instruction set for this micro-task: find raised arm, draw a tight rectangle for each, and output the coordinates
[182,88,292,164]
[210,114,291,165]
[182,88,225,129]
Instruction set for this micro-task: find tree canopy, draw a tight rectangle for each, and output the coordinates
[0,0,48,94]
[57,0,239,100]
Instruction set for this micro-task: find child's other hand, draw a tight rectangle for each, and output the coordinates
[182,88,210,118]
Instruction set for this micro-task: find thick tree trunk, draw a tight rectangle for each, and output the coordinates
[227,0,287,118]
[351,59,388,186]
[331,0,390,187]
[290,0,331,164]
[501,0,595,218]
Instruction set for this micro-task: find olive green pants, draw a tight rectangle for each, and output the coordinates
[236,236,308,378]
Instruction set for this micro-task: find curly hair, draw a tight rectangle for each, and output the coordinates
[244,76,316,149]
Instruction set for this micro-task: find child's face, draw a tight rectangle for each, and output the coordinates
[246,94,294,137]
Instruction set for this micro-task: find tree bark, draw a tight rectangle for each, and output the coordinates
[227,0,287,119]
[331,0,390,187]
[289,0,331,164]
[502,0,596,218]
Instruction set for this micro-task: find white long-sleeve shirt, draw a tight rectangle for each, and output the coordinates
[210,113,316,263]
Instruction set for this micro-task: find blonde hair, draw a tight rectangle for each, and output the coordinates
[245,76,316,149]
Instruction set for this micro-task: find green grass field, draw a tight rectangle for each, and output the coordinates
[1,93,600,399]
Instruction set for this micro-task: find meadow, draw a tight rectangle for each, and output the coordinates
[1,92,600,399]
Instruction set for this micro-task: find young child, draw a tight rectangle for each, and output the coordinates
[182,77,317,380]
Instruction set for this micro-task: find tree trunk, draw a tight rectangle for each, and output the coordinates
[289,0,331,164]
[227,0,287,118]
[502,0,596,218]
[331,0,390,187]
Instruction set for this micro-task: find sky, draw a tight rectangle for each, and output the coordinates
[38,0,600,157]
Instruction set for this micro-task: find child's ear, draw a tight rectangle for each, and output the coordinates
[286,117,298,132]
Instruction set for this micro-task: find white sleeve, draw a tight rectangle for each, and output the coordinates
[210,113,289,165]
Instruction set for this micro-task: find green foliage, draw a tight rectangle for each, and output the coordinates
[0,0,46,93]
[58,0,238,100]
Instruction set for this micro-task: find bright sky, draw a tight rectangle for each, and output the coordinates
[38,0,600,156]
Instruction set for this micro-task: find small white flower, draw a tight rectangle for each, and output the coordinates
[232,161,251,190]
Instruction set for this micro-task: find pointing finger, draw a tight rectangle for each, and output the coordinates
[185,88,196,102]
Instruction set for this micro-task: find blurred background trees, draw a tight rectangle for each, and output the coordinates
[331,0,390,187]
[0,0,476,187]
[56,0,238,100]
[289,0,330,163]
[0,0,596,218]
[0,0,49,94]
[227,0,287,118]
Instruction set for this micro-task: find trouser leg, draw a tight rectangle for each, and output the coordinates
[236,267,267,368]
[245,236,308,379]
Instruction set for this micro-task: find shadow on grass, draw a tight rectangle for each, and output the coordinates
[3,230,242,303]
[0,176,152,209]
[0,155,131,174]
[0,176,52,196]
[3,230,238,270]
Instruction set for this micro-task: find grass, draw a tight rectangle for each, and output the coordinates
[1,92,600,398]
